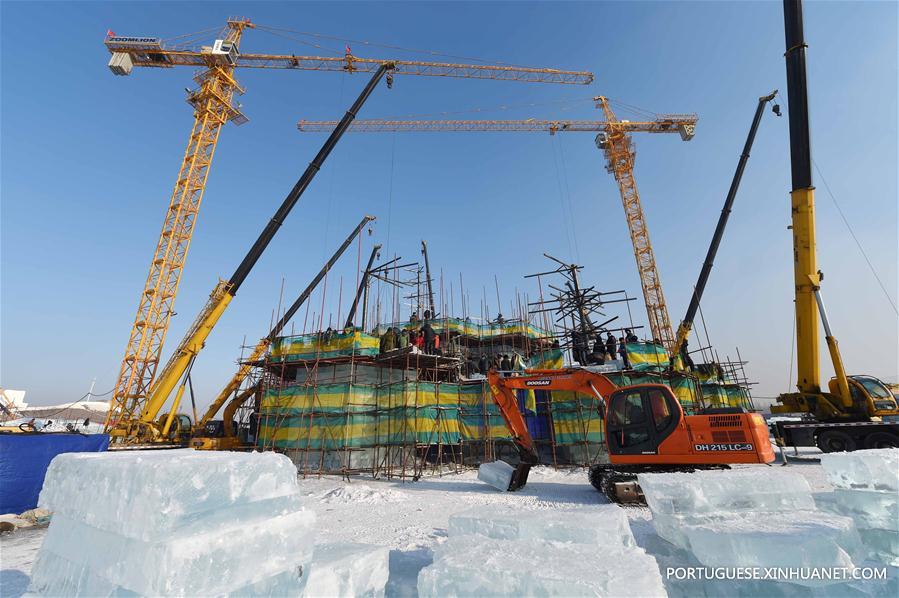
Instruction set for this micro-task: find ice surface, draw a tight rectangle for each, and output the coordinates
[304,543,390,598]
[683,510,863,586]
[815,489,898,531]
[39,449,300,541]
[418,534,665,597]
[638,469,815,515]
[30,450,315,597]
[814,488,898,566]
[30,549,308,598]
[857,529,899,566]
[820,449,899,492]
[31,508,315,596]
[448,503,636,547]
[477,461,515,491]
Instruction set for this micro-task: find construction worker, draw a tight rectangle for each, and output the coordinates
[478,353,488,374]
[500,354,512,373]
[424,309,431,321]
[381,327,396,353]
[619,337,630,369]
[410,312,419,325]
[421,321,435,354]
[398,328,410,349]
[625,329,638,343]
[605,332,617,362]
[591,338,606,365]
[495,313,505,325]
[323,326,334,344]
[680,338,695,370]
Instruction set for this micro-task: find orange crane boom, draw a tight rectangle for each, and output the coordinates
[103,19,594,435]
[297,98,696,350]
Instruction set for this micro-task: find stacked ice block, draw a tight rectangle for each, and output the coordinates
[30,449,316,597]
[304,543,390,598]
[817,449,899,566]
[418,503,666,597]
[639,468,864,588]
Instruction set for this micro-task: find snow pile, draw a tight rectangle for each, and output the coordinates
[419,503,665,596]
[818,449,899,566]
[640,468,864,587]
[477,460,515,491]
[304,543,390,598]
[29,449,315,596]
[316,484,408,505]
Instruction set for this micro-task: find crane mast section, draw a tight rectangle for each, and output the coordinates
[106,23,250,433]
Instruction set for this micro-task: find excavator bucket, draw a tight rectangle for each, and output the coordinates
[508,463,532,491]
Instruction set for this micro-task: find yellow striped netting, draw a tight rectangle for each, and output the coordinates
[374,317,550,341]
[271,330,379,362]
[626,342,670,371]
[548,391,605,445]
[258,381,512,448]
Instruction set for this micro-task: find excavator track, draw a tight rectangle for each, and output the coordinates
[589,464,730,505]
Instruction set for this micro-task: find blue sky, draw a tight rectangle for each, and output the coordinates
[2,1,896,408]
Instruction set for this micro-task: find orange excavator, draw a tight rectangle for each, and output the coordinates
[486,369,774,503]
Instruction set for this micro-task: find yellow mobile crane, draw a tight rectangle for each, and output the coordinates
[190,215,375,450]
[103,21,594,439]
[769,0,899,451]
[297,101,697,351]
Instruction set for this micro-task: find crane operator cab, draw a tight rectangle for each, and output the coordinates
[831,375,899,418]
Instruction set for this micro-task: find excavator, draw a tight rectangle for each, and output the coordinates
[486,369,774,503]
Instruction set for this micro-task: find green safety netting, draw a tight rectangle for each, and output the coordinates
[270,330,379,362]
[626,342,670,371]
[373,317,550,341]
[547,391,605,445]
[257,380,511,450]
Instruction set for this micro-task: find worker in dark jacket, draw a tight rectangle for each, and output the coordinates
[422,321,436,355]
[500,354,512,372]
[478,354,488,374]
[605,333,617,361]
[680,338,695,370]
[591,338,606,365]
[619,337,630,369]
[625,328,638,343]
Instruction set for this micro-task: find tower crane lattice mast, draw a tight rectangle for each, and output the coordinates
[297,98,696,350]
[102,20,594,438]
[106,19,253,431]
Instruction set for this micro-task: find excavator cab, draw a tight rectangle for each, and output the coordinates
[605,385,680,457]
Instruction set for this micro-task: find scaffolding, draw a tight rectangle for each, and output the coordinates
[243,249,756,480]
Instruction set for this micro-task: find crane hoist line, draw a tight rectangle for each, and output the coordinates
[297,100,698,351]
[102,17,595,439]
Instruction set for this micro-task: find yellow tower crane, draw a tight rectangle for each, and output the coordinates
[297,98,697,350]
[101,20,594,439]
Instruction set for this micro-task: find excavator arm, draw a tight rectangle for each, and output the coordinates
[485,369,618,490]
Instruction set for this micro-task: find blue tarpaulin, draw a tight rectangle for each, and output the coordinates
[0,433,109,514]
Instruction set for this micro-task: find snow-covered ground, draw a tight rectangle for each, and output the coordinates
[0,451,839,598]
